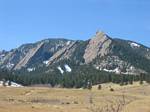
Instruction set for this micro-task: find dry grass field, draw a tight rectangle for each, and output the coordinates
[0,82,150,112]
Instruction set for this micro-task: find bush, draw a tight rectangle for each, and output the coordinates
[110,88,114,92]
[98,84,102,90]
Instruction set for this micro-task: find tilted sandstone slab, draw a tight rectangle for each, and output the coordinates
[14,42,44,70]
[84,31,112,64]
[48,41,77,65]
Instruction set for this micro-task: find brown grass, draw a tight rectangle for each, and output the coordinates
[0,82,149,112]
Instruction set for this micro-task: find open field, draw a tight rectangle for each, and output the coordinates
[0,82,150,112]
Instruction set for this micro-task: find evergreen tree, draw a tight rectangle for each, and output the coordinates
[140,73,144,85]
[98,84,102,90]
[8,80,12,86]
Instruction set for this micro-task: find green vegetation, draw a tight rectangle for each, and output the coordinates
[112,39,150,73]
[0,65,149,88]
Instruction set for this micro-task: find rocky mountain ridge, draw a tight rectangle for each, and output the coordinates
[0,31,150,75]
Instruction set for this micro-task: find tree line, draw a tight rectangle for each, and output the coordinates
[0,66,150,88]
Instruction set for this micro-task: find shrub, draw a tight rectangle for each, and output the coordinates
[98,84,102,90]
[110,88,114,92]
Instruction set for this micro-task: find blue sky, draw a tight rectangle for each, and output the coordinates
[0,0,150,50]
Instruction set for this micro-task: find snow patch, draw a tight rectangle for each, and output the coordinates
[103,66,137,75]
[96,66,99,69]
[66,41,71,45]
[9,82,23,87]
[0,54,5,57]
[57,64,72,74]
[27,68,35,72]
[6,63,14,69]
[57,66,64,74]
[130,42,140,48]
[0,81,23,87]
[124,66,136,75]
[43,60,49,65]
[64,64,72,72]
[130,66,134,70]
[103,68,121,74]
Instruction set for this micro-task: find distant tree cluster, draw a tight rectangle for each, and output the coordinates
[0,65,150,88]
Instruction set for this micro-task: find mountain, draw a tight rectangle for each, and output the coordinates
[0,31,150,75]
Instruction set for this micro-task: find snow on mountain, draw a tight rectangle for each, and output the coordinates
[103,68,121,74]
[57,64,71,74]
[66,41,71,45]
[130,42,140,48]
[64,64,72,72]
[0,54,5,58]
[57,66,64,74]
[43,60,49,65]
[27,68,35,72]
[6,63,14,69]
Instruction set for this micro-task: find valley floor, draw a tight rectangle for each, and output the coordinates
[0,82,150,112]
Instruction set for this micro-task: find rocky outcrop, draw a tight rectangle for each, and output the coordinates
[47,41,77,65]
[83,31,112,64]
[14,42,44,70]
[0,50,14,66]
[146,48,150,60]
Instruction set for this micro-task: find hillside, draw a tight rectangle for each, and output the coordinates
[0,31,150,87]
[0,31,150,74]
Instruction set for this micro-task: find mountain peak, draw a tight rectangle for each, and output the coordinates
[96,30,105,35]
[95,31,110,40]
[83,31,112,64]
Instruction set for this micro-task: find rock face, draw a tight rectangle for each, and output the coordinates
[1,51,14,64]
[84,31,112,64]
[14,42,44,70]
[47,41,77,65]
[0,50,8,64]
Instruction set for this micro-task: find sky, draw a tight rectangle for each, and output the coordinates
[0,0,150,50]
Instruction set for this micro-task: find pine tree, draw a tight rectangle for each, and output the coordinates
[2,79,6,87]
[87,80,92,90]
[8,80,12,86]
[140,73,144,85]
[98,84,102,90]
